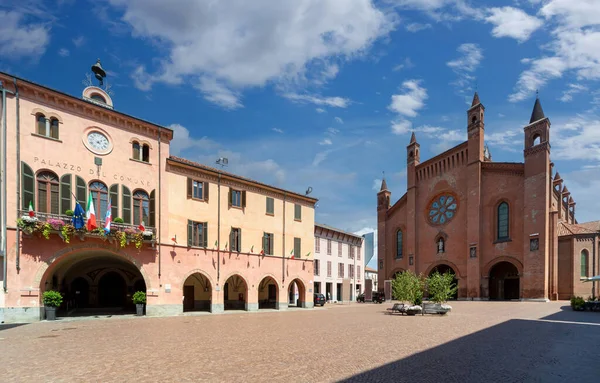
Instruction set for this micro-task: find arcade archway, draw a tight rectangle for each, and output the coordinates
[258,276,278,309]
[489,262,520,300]
[40,251,147,316]
[429,264,458,300]
[287,278,306,308]
[183,272,212,312]
[223,274,248,311]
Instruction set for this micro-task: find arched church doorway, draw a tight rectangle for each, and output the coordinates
[183,272,212,312]
[489,262,520,300]
[41,251,146,317]
[288,279,305,308]
[429,264,458,300]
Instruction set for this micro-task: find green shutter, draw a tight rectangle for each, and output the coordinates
[262,233,266,253]
[149,190,156,227]
[188,220,193,247]
[295,204,301,220]
[110,184,119,219]
[60,174,71,214]
[187,178,192,198]
[203,222,208,248]
[228,188,232,206]
[238,229,242,252]
[204,182,209,202]
[294,237,301,259]
[242,191,247,208]
[122,186,131,224]
[76,176,87,208]
[21,162,35,210]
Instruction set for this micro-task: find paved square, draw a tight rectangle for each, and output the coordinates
[1,301,599,382]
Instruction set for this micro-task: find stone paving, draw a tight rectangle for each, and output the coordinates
[1,301,599,383]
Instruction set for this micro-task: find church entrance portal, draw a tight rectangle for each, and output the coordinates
[489,262,520,300]
[429,264,459,300]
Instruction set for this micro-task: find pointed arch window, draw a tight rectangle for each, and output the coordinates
[497,202,509,240]
[133,190,149,226]
[37,171,59,214]
[581,250,589,278]
[396,230,403,259]
[90,181,109,220]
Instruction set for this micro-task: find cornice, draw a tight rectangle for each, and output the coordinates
[387,192,408,216]
[524,142,550,157]
[481,162,525,176]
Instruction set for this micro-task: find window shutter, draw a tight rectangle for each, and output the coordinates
[270,235,273,255]
[204,182,209,202]
[187,178,192,199]
[122,186,131,224]
[109,184,119,219]
[238,229,242,252]
[187,220,193,247]
[76,176,87,209]
[203,222,208,248]
[242,191,247,208]
[60,174,72,214]
[149,190,156,227]
[262,234,266,253]
[21,162,35,210]
[229,228,234,250]
[228,188,232,206]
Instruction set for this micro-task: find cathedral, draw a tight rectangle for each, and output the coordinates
[377,93,599,301]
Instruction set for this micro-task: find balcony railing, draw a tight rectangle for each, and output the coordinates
[17,210,156,248]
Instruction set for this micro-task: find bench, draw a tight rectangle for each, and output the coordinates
[386,303,406,314]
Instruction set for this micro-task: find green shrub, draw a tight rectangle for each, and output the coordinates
[392,270,425,305]
[571,296,586,311]
[42,290,63,308]
[113,217,124,223]
[65,210,74,216]
[426,271,458,303]
[132,291,146,305]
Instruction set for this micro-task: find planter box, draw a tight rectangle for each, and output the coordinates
[136,304,145,316]
[45,306,57,321]
[423,302,452,315]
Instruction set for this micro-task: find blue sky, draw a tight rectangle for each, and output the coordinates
[2,0,599,269]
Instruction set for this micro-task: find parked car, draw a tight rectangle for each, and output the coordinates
[314,293,326,306]
[372,291,386,304]
[357,293,366,303]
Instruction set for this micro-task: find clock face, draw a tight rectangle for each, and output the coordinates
[87,132,110,152]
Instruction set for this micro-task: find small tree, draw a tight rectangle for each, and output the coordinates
[392,270,425,305]
[42,290,63,308]
[427,271,458,303]
[132,291,146,305]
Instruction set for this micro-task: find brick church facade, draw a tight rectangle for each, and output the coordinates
[377,93,599,301]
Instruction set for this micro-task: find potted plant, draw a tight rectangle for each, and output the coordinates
[42,290,63,320]
[424,271,457,315]
[132,291,146,316]
[391,270,425,315]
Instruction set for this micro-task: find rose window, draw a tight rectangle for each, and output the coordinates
[428,194,458,225]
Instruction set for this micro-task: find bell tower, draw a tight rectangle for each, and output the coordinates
[377,178,391,288]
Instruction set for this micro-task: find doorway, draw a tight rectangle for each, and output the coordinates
[336,283,343,302]
[98,272,126,308]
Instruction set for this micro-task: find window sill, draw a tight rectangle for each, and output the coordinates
[190,197,206,202]
[294,219,302,222]
[265,212,274,217]
[188,245,208,250]
[395,257,403,260]
[494,238,512,244]
[31,133,62,143]
[230,205,243,210]
[129,158,151,165]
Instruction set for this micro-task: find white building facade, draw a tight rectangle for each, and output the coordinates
[313,224,365,302]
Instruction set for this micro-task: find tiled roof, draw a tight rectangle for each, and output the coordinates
[530,97,546,123]
[314,223,365,241]
[365,266,377,273]
[557,221,599,236]
[168,156,318,203]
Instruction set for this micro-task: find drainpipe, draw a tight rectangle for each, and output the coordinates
[217,172,221,283]
[593,234,597,298]
[158,127,162,279]
[282,192,286,285]
[14,78,20,272]
[1,81,9,291]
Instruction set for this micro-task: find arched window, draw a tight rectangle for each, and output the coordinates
[581,250,589,278]
[132,142,140,160]
[497,202,509,240]
[90,93,106,103]
[37,171,60,214]
[133,190,149,226]
[142,144,150,162]
[533,134,541,146]
[49,118,59,139]
[396,230,403,259]
[90,181,109,220]
[36,114,46,136]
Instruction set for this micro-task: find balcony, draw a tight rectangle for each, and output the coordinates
[17,210,156,249]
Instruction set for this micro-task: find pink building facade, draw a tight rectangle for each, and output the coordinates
[0,68,316,323]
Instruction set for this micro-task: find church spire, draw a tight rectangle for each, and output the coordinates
[380,178,388,192]
[530,96,545,123]
[410,131,416,144]
[471,91,480,107]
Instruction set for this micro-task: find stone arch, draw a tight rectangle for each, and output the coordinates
[180,269,215,292]
[389,268,406,280]
[257,274,279,309]
[182,270,213,313]
[488,261,521,300]
[222,272,249,311]
[286,276,308,308]
[426,262,460,300]
[481,256,523,278]
[424,260,464,279]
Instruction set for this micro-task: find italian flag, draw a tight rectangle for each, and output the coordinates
[290,249,295,260]
[86,192,97,231]
[28,201,35,217]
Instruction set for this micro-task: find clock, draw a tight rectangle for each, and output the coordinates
[84,130,112,155]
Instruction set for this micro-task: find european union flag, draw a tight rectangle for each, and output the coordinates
[72,202,85,230]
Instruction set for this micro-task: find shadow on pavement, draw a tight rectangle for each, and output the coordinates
[340,319,600,383]
[540,305,600,324]
[0,323,27,331]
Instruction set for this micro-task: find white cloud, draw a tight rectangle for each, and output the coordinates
[551,114,600,161]
[72,35,85,47]
[372,179,382,191]
[560,83,588,102]
[58,48,69,57]
[0,10,49,58]
[431,129,465,152]
[283,93,351,108]
[168,123,219,156]
[388,79,427,118]
[485,127,522,152]
[196,76,243,109]
[391,119,413,135]
[447,43,483,97]
[540,0,600,29]
[107,0,397,107]
[405,22,432,32]
[319,138,333,146]
[272,128,284,133]
[334,116,344,124]
[327,127,340,135]
[484,7,542,43]
[392,57,414,71]
[316,108,326,113]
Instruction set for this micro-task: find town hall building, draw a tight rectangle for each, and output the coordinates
[377,93,599,301]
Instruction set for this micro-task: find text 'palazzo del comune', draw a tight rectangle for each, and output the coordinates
[378,92,600,302]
